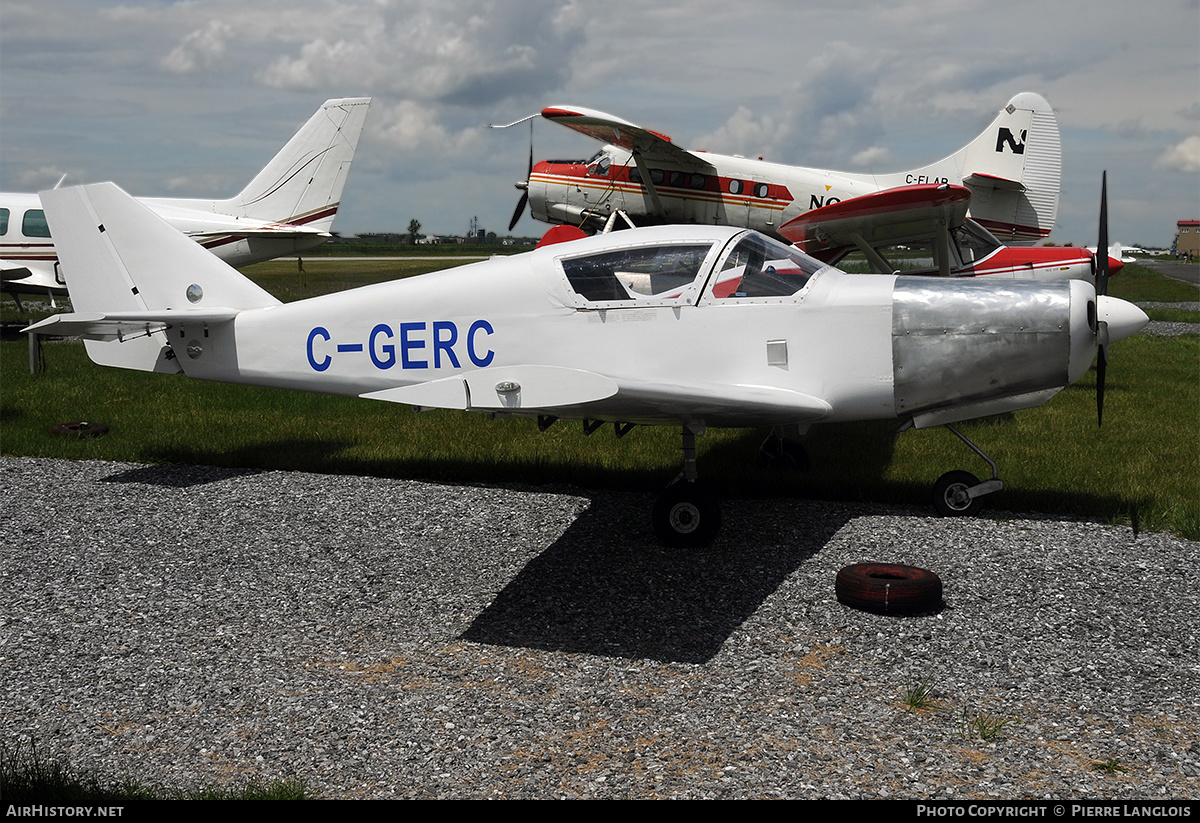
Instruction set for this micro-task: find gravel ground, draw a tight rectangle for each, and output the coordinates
[1137,302,1199,337]
[1,456,1197,800]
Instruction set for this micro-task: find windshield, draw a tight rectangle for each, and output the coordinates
[559,242,715,305]
[709,233,828,299]
[953,220,1002,264]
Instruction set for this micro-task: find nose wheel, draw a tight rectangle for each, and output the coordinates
[933,470,984,517]
[652,478,722,548]
[652,426,722,548]
[930,424,1003,517]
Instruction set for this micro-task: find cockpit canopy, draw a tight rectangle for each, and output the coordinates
[556,230,830,308]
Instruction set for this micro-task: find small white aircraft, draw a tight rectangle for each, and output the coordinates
[1,98,370,305]
[503,93,1060,248]
[26,181,1147,548]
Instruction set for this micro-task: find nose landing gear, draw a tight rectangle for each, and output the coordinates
[931,424,1004,517]
[652,427,722,548]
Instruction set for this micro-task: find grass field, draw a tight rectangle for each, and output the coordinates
[2,259,1197,539]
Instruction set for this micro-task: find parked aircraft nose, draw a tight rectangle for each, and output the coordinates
[1097,295,1149,344]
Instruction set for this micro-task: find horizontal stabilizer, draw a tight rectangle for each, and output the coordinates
[963,172,1025,192]
[23,308,240,342]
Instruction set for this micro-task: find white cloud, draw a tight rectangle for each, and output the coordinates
[374,100,483,155]
[851,147,892,167]
[161,20,234,74]
[692,106,790,157]
[1154,136,1200,174]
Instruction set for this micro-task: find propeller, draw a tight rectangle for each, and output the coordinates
[488,113,538,232]
[1095,171,1110,426]
[509,129,533,231]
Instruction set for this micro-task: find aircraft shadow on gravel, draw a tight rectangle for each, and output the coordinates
[459,490,849,664]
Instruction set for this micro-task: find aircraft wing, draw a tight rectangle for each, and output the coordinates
[364,368,832,426]
[778,184,972,258]
[23,308,240,342]
[1,261,35,282]
[363,365,619,411]
[541,105,714,172]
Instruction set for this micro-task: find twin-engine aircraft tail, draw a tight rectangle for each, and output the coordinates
[27,183,278,373]
[146,98,370,231]
[902,92,1061,245]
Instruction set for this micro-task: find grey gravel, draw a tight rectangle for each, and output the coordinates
[1136,303,1200,337]
[2,456,1197,800]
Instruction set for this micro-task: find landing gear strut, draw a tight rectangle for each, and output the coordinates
[652,427,722,548]
[932,424,1004,517]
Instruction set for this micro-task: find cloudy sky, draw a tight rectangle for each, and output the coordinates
[2,0,1197,246]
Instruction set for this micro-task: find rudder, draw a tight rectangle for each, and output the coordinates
[906,93,1061,245]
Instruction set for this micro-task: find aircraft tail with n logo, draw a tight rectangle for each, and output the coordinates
[899,92,1061,245]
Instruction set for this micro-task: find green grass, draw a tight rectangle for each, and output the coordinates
[900,678,942,712]
[1143,307,1200,324]
[0,740,311,800]
[959,709,1014,742]
[241,257,468,302]
[1109,261,1199,303]
[3,260,1197,539]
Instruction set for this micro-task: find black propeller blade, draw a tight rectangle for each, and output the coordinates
[508,187,529,232]
[1097,170,1110,297]
[508,123,534,232]
[1095,171,1110,426]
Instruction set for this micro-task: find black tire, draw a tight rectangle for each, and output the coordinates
[835,563,943,615]
[933,470,982,517]
[652,481,722,548]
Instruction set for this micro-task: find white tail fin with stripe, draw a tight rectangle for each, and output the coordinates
[143,97,370,233]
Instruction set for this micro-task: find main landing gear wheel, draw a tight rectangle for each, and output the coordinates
[835,563,943,615]
[652,480,722,549]
[933,470,983,517]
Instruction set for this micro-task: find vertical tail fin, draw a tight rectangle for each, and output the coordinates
[907,93,1061,245]
[152,98,370,231]
[45,183,280,314]
[35,182,280,372]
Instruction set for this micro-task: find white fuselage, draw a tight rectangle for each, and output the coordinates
[167,226,1101,431]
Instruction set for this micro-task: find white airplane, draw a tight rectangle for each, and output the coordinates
[1,98,371,306]
[503,93,1060,247]
[502,94,1133,286]
[26,182,1147,548]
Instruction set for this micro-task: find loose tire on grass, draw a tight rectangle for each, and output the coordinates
[835,563,942,615]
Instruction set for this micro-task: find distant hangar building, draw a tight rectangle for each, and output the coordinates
[1177,219,1199,260]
